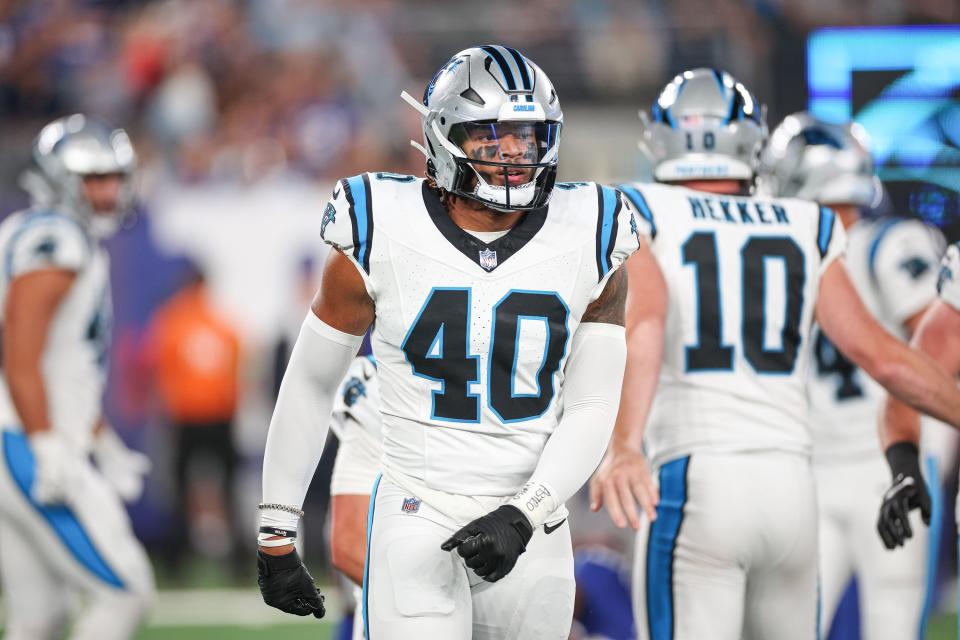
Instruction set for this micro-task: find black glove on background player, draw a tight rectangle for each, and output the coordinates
[877,442,931,550]
[257,549,326,618]
[441,504,534,583]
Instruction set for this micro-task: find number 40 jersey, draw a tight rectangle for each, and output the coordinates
[618,182,846,468]
[320,173,645,497]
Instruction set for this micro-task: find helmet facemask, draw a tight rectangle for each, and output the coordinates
[445,120,561,211]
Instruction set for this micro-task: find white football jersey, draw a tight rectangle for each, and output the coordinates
[321,174,645,496]
[807,218,944,459]
[938,242,960,312]
[0,209,112,452]
[329,355,383,496]
[618,182,845,467]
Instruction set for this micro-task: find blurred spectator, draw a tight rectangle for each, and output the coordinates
[146,264,243,577]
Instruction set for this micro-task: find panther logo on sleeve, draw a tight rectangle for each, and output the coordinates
[321,203,336,239]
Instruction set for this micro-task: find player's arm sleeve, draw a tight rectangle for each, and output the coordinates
[6,217,89,277]
[320,175,376,297]
[872,221,945,325]
[589,186,652,301]
[938,243,960,312]
[507,322,627,527]
[815,206,847,275]
[260,312,364,530]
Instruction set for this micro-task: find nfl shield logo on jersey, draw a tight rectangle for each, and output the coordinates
[401,497,421,514]
[479,248,498,271]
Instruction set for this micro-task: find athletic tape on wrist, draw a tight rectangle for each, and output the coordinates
[257,533,296,548]
[507,480,560,528]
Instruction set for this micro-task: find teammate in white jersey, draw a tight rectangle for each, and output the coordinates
[763,112,948,639]
[256,46,648,639]
[879,243,960,579]
[0,115,155,640]
[328,355,382,640]
[589,68,960,640]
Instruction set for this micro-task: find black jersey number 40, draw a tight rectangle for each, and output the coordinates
[402,288,569,424]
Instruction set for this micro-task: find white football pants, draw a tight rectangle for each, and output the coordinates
[634,451,819,640]
[815,453,936,640]
[0,430,155,640]
[362,474,575,639]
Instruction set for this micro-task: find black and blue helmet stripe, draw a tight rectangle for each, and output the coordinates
[481,45,534,92]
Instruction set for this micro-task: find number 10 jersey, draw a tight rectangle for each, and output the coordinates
[618,182,847,468]
[320,174,644,496]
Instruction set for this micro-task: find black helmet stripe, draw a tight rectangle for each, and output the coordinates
[480,45,517,91]
[504,47,532,91]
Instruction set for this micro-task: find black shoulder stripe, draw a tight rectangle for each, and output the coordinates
[595,184,606,281]
[604,193,622,274]
[362,173,374,273]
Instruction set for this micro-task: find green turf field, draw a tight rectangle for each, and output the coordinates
[129,615,958,639]
[135,623,334,639]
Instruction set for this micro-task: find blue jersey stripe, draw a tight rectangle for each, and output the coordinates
[2,431,125,589]
[345,175,372,272]
[361,473,382,639]
[646,456,689,640]
[595,186,618,279]
[618,185,657,239]
[480,45,517,91]
[817,206,836,259]
[919,456,941,640]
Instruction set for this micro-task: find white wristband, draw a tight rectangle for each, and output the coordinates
[257,533,296,547]
[507,480,560,528]
[260,507,300,533]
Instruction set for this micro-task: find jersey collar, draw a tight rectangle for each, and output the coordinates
[421,182,547,273]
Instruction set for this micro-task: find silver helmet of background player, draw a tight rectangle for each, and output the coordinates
[761,112,880,208]
[20,114,137,237]
[401,45,563,212]
[640,68,767,183]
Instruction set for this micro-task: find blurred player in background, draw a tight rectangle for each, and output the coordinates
[257,45,648,639]
[762,112,948,639]
[878,243,960,594]
[591,68,960,640]
[328,355,382,640]
[0,115,155,639]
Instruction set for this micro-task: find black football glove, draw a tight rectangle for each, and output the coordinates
[257,549,326,618]
[440,505,534,583]
[877,442,931,550]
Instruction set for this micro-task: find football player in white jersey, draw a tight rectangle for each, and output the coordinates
[762,112,948,639]
[256,46,648,639]
[328,355,382,640]
[589,68,960,640]
[0,115,155,640]
[878,243,960,576]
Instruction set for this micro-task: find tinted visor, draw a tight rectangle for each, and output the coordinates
[449,121,560,167]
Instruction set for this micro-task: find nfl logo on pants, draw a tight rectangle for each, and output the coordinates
[401,497,421,514]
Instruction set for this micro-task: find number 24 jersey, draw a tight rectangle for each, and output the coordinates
[618,182,846,468]
[320,174,645,496]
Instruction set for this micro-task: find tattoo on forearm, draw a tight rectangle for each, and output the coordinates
[582,268,627,326]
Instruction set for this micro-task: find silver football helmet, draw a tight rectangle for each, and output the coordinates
[401,45,562,212]
[640,68,767,183]
[20,114,137,237]
[762,112,880,208]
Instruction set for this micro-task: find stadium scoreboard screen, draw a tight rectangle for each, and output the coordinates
[808,26,960,237]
